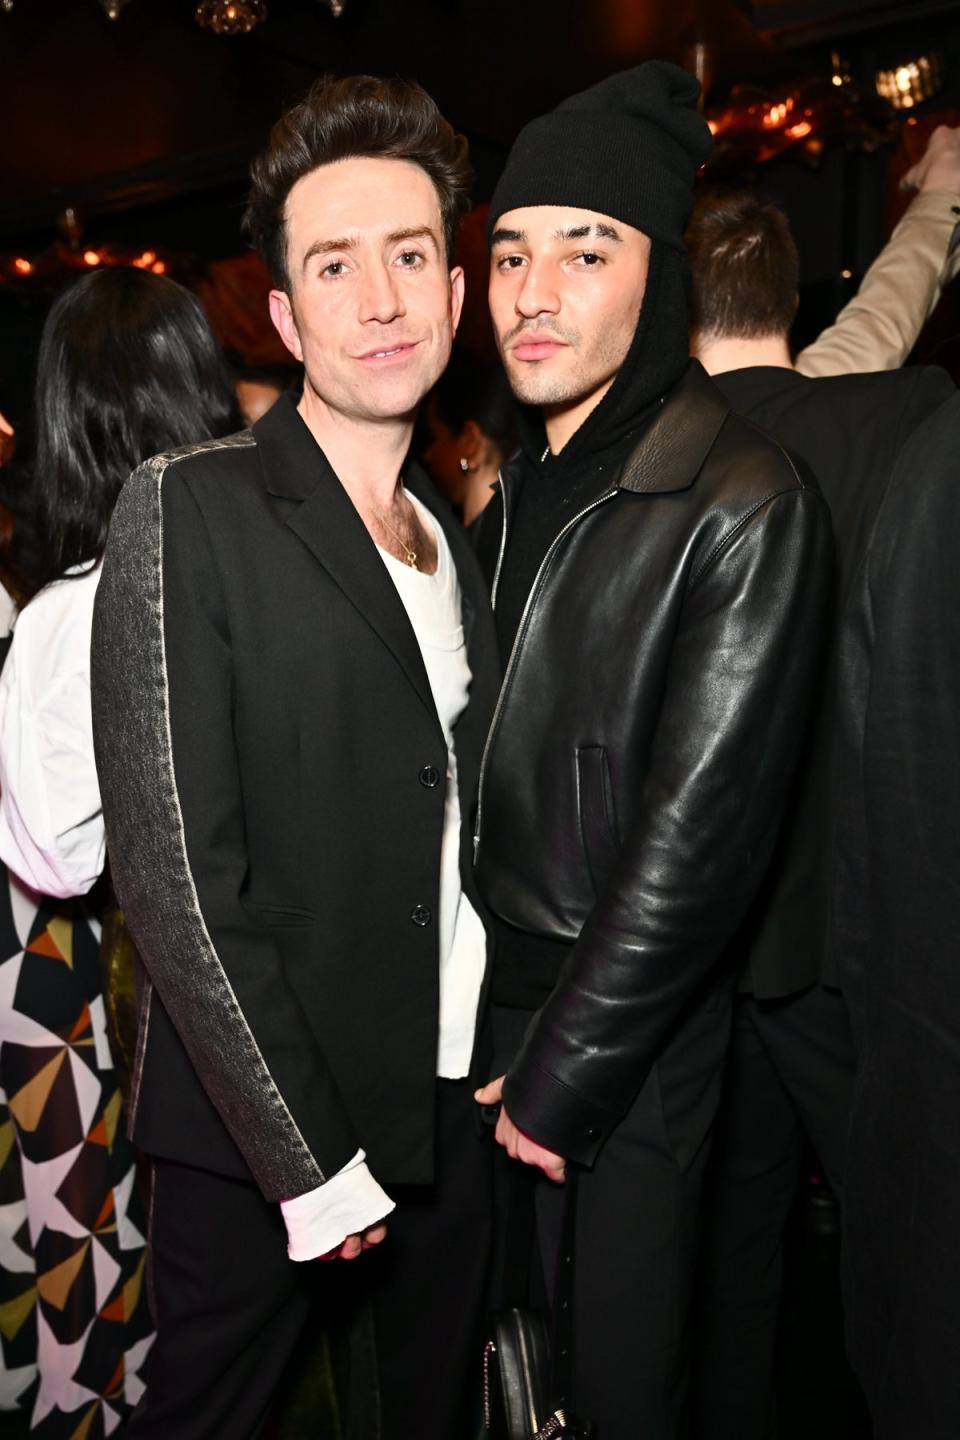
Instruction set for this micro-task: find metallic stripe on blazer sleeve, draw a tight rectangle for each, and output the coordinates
[91,438,348,1201]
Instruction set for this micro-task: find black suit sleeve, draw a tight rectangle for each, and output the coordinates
[91,448,358,1201]
[503,480,833,1163]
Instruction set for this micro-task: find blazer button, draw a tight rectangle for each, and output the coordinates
[419,765,441,789]
[587,1126,600,1141]
[411,904,433,927]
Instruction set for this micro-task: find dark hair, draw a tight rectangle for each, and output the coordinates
[686,189,800,340]
[244,73,473,290]
[430,352,517,458]
[15,266,236,594]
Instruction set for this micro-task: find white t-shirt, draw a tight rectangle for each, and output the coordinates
[377,490,486,1078]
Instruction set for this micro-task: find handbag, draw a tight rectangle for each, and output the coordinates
[483,1306,550,1437]
[483,1169,594,1438]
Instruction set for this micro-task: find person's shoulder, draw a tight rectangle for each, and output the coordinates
[135,427,259,492]
[891,384,960,483]
[711,405,819,504]
[808,363,954,404]
[112,429,261,530]
[13,562,101,651]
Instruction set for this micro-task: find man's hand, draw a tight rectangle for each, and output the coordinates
[319,1219,388,1262]
[903,125,960,195]
[475,1075,567,1184]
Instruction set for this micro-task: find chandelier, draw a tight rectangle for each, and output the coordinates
[0,1,346,23]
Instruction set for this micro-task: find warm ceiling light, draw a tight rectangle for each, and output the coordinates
[875,53,942,111]
[13,257,32,275]
[195,0,267,33]
[83,250,101,266]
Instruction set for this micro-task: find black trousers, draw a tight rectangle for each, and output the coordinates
[128,1078,492,1440]
[692,984,856,1440]
[492,988,732,1440]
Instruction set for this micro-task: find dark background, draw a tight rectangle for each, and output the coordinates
[2,0,960,417]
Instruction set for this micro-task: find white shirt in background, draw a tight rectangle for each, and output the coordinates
[0,563,105,898]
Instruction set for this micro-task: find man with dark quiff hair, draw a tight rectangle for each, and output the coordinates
[91,74,497,1438]
[244,72,473,290]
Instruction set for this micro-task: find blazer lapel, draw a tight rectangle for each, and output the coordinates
[253,395,440,732]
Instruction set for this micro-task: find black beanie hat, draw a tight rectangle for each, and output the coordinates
[488,60,712,251]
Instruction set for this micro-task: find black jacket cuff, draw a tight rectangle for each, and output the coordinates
[502,1062,618,1167]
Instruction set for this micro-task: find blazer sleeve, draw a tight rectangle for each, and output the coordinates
[91,451,358,1201]
[797,190,960,379]
[503,479,833,1164]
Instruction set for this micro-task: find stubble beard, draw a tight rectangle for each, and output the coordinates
[499,324,631,411]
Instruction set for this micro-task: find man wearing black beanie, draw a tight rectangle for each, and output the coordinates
[473,61,833,1436]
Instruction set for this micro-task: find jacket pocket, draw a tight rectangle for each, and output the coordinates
[247,901,317,930]
[575,745,620,895]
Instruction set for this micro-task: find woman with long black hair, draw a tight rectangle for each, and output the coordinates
[0,266,236,1434]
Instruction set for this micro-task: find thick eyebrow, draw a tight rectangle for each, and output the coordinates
[383,225,440,251]
[553,223,622,242]
[301,234,357,272]
[490,223,622,248]
[301,225,440,273]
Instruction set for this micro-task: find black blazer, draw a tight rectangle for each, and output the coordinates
[834,388,960,1432]
[714,363,954,999]
[91,394,499,1200]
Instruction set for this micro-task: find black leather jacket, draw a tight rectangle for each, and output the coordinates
[474,362,832,1164]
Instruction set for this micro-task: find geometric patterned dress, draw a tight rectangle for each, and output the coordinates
[0,865,153,1437]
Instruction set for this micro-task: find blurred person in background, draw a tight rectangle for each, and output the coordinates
[421,351,516,525]
[228,358,299,427]
[832,383,960,1440]
[686,187,954,1440]
[0,265,237,1436]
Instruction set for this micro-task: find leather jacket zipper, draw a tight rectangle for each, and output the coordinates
[473,481,618,861]
[490,467,510,609]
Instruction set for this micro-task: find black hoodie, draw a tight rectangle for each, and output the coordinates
[493,239,692,661]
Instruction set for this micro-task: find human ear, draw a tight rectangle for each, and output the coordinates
[268,290,304,363]
[449,265,465,336]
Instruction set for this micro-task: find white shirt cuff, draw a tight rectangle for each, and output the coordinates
[280,1150,395,1262]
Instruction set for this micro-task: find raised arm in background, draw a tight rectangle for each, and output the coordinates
[798,125,960,377]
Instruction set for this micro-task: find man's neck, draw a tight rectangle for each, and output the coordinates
[543,376,616,455]
[297,385,414,511]
[693,332,794,377]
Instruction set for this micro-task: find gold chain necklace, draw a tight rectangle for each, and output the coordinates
[378,503,419,570]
